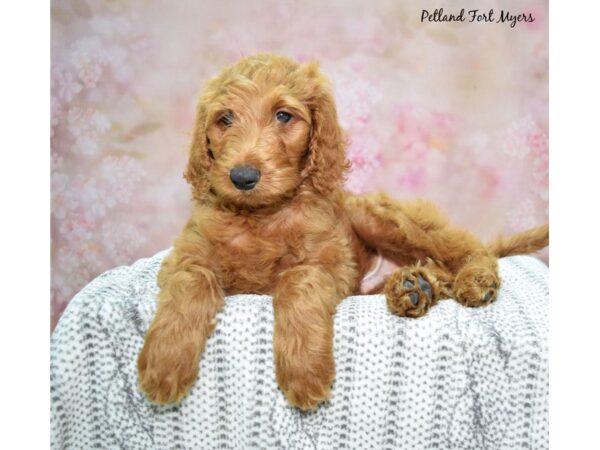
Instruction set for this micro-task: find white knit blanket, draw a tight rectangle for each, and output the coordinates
[51,250,548,450]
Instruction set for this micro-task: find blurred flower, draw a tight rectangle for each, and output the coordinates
[502,115,548,158]
[506,199,539,231]
[394,104,457,156]
[70,36,107,88]
[345,133,382,193]
[391,103,458,192]
[100,222,147,261]
[52,64,82,103]
[502,115,548,202]
[51,95,62,134]
[398,167,427,190]
[532,150,549,200]
[67,107,111,156]
[97,155,146,205]
[89,16,133,38]
[68,107,110,136]
[332,65,382,130]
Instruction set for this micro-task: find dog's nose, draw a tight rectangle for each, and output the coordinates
[229,165,261,190]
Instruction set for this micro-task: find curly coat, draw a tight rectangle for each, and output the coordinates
[138,53,549,410]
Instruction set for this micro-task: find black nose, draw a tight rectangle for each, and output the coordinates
[229,165,261,190]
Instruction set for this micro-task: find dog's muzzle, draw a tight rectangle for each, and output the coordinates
[230,165,261,190]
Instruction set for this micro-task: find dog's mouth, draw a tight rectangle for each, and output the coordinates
[208,162,302,210]
[209,181,300,212]
[209,189,294,212]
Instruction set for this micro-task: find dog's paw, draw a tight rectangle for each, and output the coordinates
[278,370,333,411]
[275,346,334,411]
[137,335,200,404]
[454,265,500,307]
[385,268,437,318]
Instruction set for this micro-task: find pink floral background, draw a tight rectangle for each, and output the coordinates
[51,0,548,330]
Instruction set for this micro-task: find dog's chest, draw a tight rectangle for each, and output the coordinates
[206,213,307,293]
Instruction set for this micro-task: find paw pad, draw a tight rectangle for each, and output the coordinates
[454,267,500,307]
[417,275,432,300]
[408,292,419,305]
[385,269,437,318]
[483,290,495,302]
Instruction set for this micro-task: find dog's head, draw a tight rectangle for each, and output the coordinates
[185,53,349,208]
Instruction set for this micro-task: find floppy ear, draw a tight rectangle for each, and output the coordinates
[302,64,350,196]
[184,100,212,201]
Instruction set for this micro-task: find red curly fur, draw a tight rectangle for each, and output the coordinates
[138,53,549,410]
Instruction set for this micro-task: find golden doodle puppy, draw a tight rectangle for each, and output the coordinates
[138,53,549,410]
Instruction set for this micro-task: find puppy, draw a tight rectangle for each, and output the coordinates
[138,53,548,410]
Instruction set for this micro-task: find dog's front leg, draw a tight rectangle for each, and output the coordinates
[273,265,339,411]
[138,263,224,404]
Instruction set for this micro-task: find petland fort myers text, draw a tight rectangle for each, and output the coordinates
[421,8,535,28]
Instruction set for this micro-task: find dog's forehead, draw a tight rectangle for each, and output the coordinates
[206,57,315,96]
[231,54,301,80]
[216,71,301,96]
[206,76,309,114]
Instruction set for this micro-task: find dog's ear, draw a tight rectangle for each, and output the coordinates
[184,100,212,201]
[302,62,350,196]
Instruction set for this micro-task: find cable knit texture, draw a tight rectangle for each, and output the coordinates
[51,250,548,449]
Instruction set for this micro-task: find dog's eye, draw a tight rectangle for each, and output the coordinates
[218,112,233,127]
[275,111,292,123]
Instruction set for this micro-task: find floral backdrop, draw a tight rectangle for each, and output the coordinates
[51,0,548,330]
